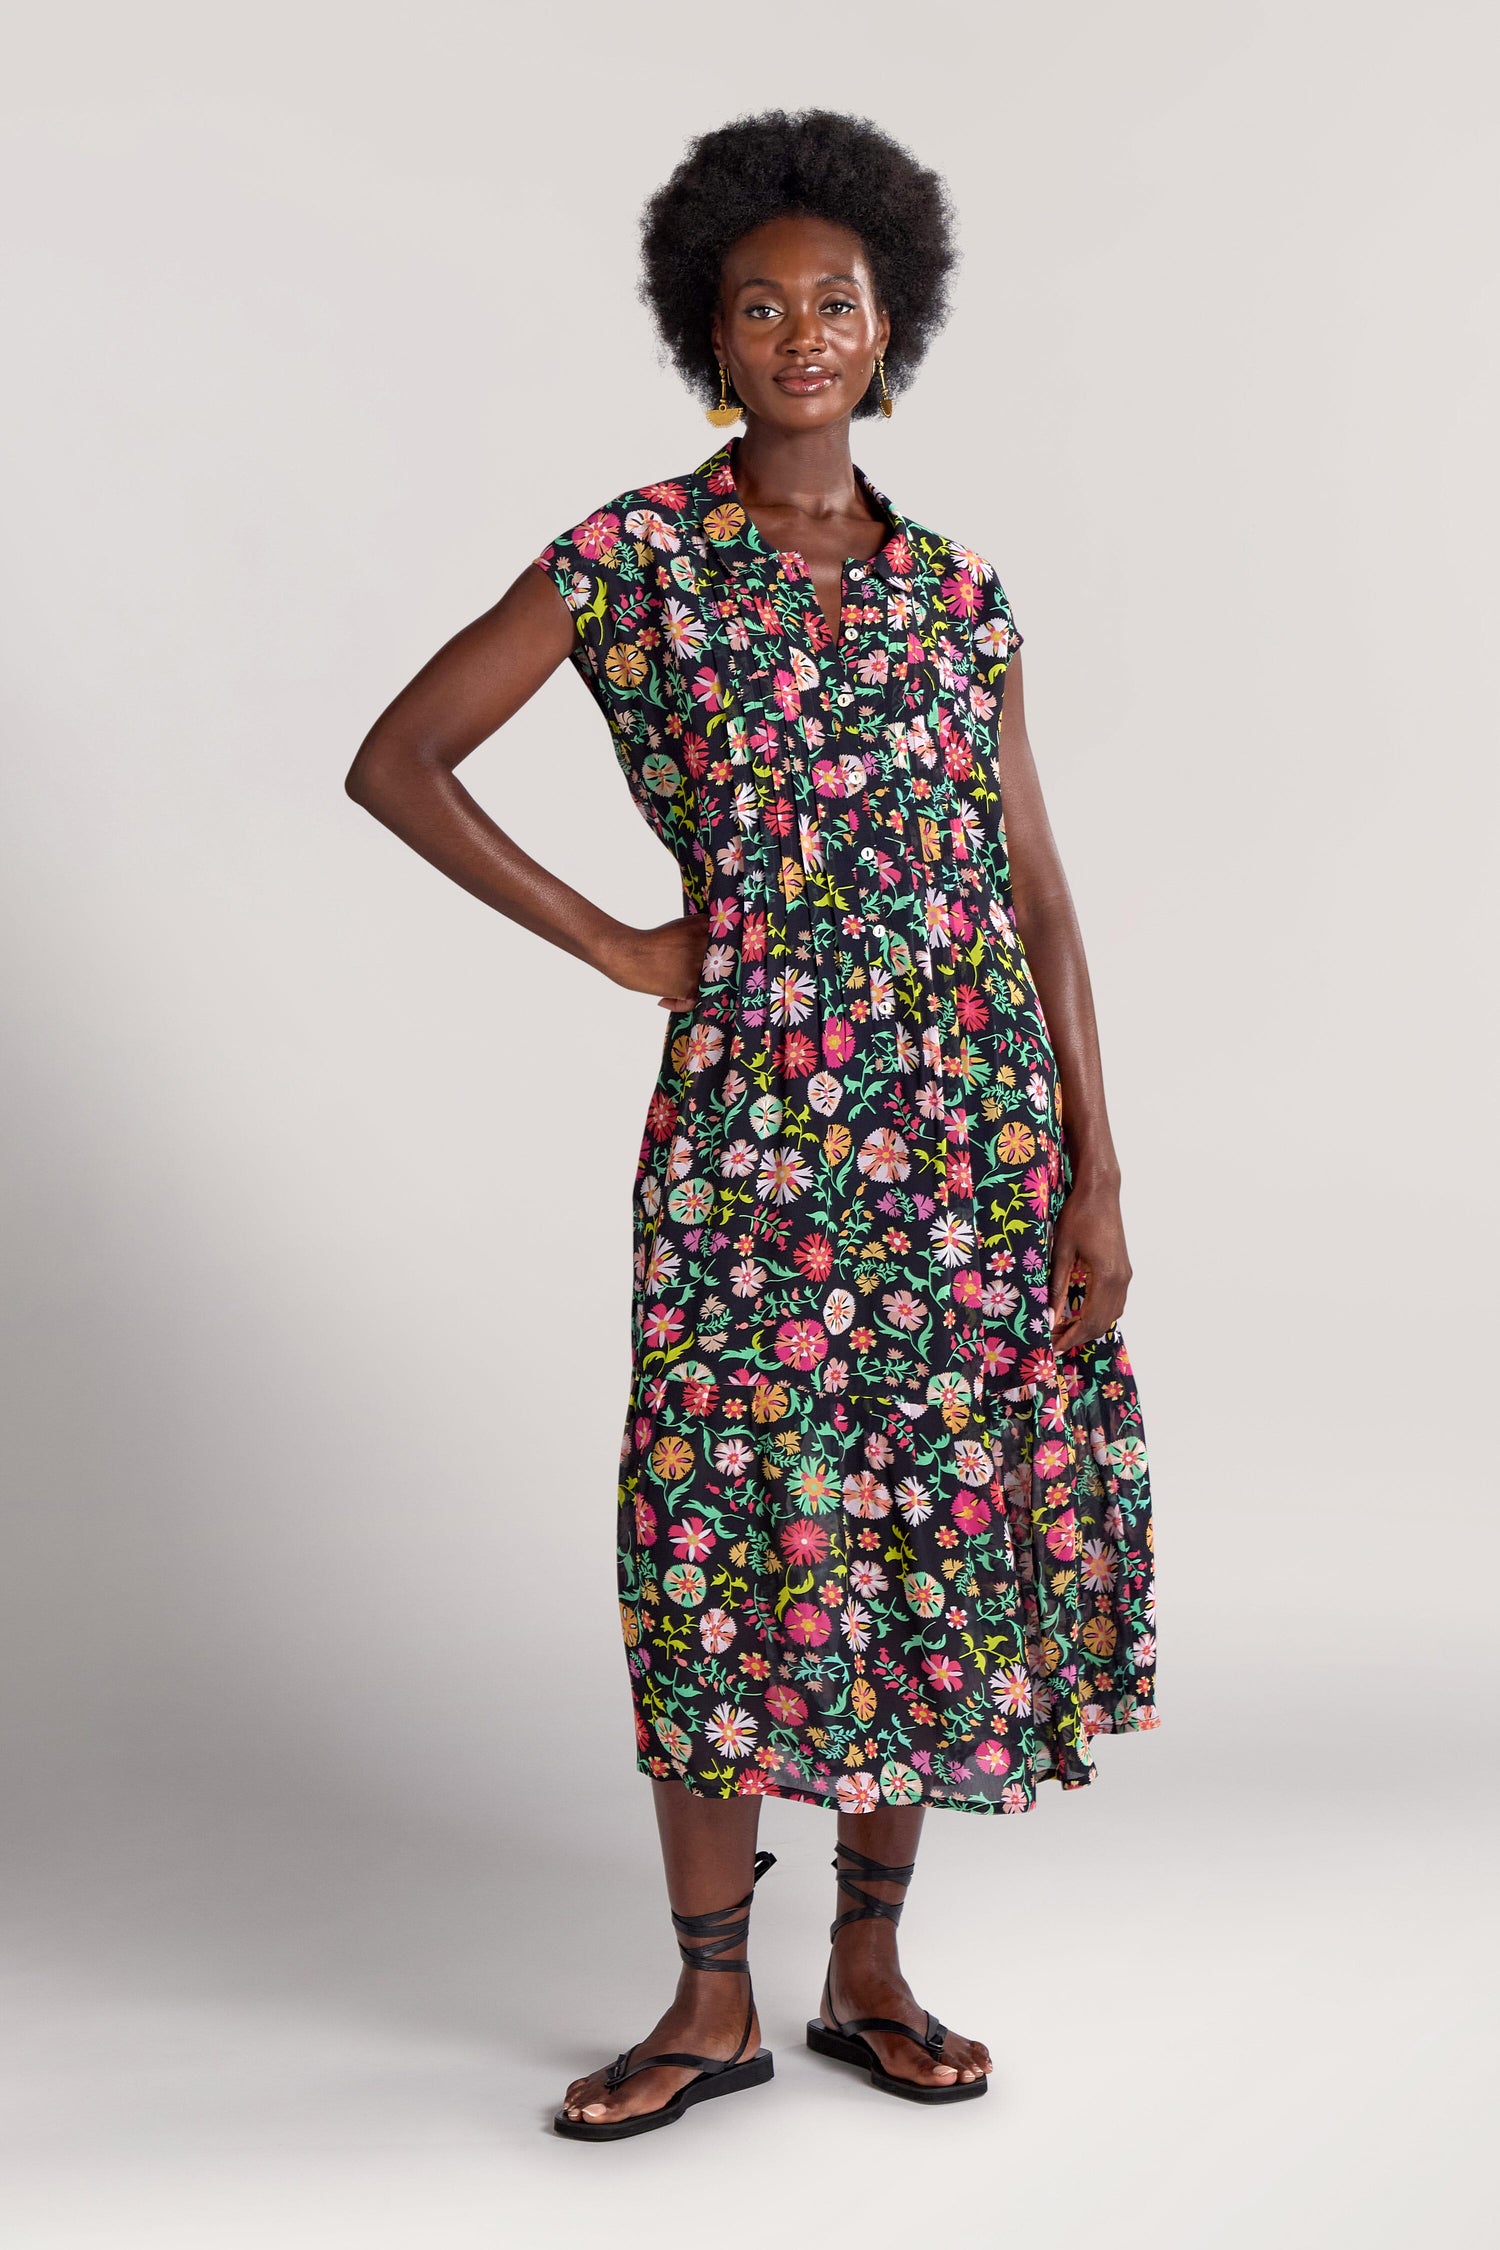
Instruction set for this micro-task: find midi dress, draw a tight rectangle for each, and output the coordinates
[533,437,1157,1817]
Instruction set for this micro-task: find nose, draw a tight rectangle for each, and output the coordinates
[781,304,828,358]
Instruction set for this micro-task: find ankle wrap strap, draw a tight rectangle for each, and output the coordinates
[671,1849,777,1973]
[829,1839,917,1942]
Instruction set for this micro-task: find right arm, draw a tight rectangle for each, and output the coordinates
[344,565,709,1011]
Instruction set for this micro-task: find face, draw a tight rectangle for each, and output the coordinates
[711,214,891,432]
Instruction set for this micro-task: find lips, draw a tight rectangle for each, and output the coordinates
[776,368,835,393]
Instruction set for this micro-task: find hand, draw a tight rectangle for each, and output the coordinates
[598,914,711,1013]
[1047,1176,1131,1354]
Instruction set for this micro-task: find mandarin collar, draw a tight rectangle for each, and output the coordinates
[688,437,918,586]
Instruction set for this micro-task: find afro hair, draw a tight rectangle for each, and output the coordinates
[639,108,957,419]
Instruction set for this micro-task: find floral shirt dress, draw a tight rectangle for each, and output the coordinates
[533,438,1157,1816]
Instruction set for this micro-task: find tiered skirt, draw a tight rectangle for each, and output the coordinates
[617,1327,1156,1816]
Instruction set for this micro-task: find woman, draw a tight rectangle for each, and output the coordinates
[347,109,1156,2140]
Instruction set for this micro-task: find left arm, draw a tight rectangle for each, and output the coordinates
[995,651,1132,1352]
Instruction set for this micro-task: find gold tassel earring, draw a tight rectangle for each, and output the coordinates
[876,355,893,418]
[706,364,741,428]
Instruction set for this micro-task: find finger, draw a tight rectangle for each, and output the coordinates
[657,995,695,1012]
[1060,1269,1127,1352]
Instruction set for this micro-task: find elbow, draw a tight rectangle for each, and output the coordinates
[344,734,387,812]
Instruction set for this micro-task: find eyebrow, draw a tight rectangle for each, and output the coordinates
[732,272,865,292]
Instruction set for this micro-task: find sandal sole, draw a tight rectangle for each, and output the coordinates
[553,2047,774,2140]
[805,2021,987,2104]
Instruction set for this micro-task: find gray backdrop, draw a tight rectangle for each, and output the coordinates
[3,2,1496,2243]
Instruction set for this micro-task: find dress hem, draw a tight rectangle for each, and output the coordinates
[634,1707,1159,1819]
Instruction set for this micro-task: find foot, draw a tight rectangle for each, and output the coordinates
[822,1928,992,2090]
[560,1977,761,2128]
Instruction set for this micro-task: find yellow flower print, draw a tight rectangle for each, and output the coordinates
[650,1434,695,1481]
[995,1121,1036,1165]
[605,641,648,689]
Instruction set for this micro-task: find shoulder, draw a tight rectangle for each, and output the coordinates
[897,515,1023,658]
[534,463,714,578]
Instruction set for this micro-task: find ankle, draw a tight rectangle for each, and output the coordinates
[831,1925,900,1976]
[675,1963,751,2010]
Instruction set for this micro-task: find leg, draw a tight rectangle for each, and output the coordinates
[560,1779,766,2127]
[819,1804,993,2091]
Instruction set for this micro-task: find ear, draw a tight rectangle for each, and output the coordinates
[875,303,892,358]
[709,306,725,367]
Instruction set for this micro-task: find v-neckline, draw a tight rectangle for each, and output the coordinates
[721,437,896,612]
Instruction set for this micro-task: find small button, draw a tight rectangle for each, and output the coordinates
[848,566,864,582]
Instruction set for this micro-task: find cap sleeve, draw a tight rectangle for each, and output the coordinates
[530,507,630,697]
[528,501,697,859]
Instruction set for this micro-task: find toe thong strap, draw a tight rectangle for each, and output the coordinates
[604,2040,745,2091]
[834,2010,948,2058]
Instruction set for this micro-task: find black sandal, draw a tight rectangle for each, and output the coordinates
[554,1849,777,2140]
[805,1839,987,2104]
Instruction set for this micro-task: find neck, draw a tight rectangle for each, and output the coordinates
[732,418,860,518]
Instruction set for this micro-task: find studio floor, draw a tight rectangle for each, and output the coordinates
[3,1694,1492,2250]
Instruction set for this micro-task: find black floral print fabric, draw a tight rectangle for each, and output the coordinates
[533,440,1156,1814]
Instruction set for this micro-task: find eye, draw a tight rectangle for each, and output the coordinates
[822,296,858,315]
[742,300,782,321]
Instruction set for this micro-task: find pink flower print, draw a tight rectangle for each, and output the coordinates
[952,1490,992,1537]
[571,510,621,561]
[1020,1165,1052,1219]
[669,1515,716,1561]
[922,1653,963,1693]
[774,1318,829,1371]
[786,1601,831,1648]
[940,573,981,618]
[1043,1508,1079,1561]
[780,1518,831,1566]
